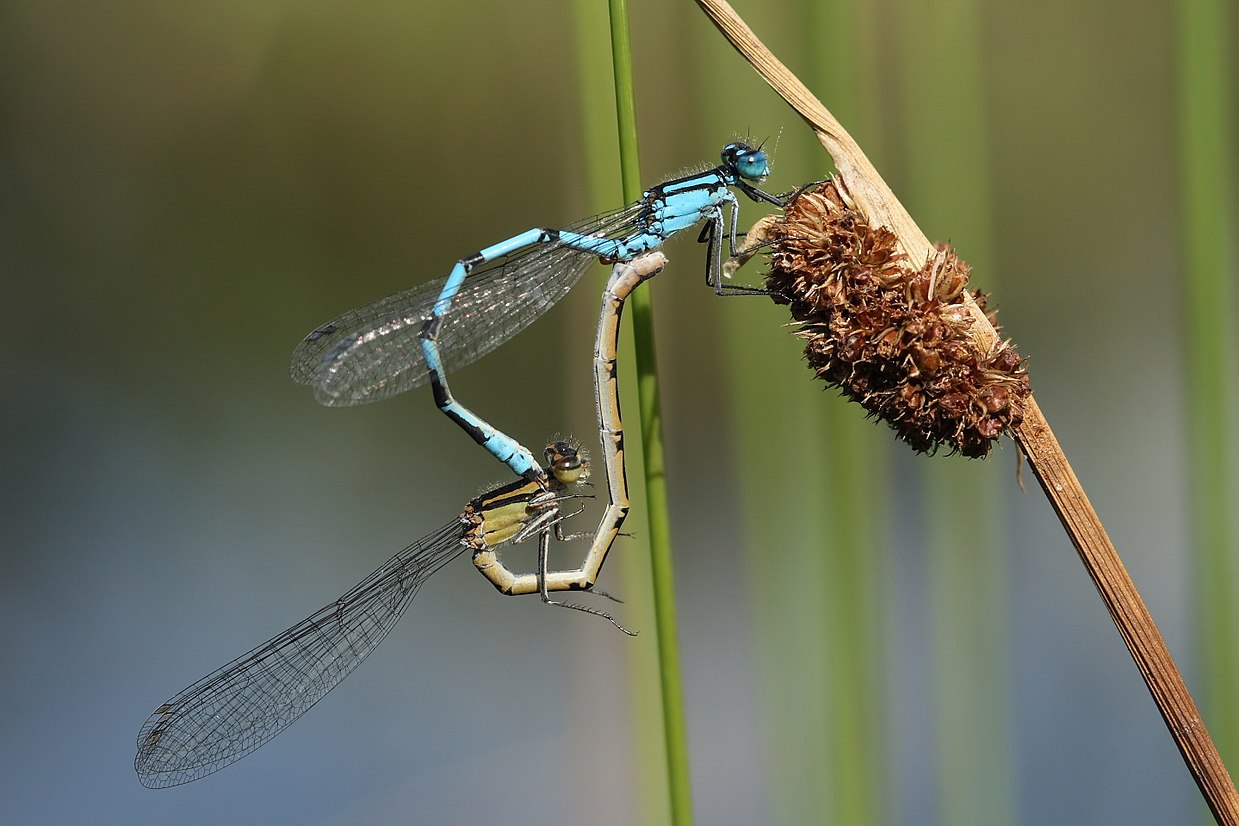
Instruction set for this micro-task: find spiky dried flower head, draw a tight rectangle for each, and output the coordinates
[762,180,1030,458]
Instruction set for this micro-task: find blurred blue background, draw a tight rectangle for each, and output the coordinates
[3,1,1236,824]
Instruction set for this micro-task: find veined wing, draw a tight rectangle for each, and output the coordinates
[135,521,466,788]
[289,202,645,407]
[289,275,448,386]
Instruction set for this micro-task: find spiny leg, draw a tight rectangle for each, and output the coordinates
[700,206,774,297]
[537,528,636,636]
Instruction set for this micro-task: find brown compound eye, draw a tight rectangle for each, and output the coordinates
[544,441,585,485]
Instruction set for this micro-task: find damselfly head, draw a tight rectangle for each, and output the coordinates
[544,440,588,485]
[721,142,770,183]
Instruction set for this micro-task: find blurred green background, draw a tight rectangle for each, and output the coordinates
[3,0,1237,823]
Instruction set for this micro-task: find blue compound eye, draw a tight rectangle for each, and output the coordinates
[722,142,770,181]
[735,149,770,182]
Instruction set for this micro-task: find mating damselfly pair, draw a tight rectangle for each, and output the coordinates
[136,143,787,787]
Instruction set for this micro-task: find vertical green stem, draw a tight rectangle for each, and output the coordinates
[1176,2,1239,819]
[569,1,665,821]
[609,0,642,199]
[608,2,695,824]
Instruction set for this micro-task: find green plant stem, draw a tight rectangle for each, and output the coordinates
[608,2,695,824]
[569,2,665,821]
[1176,2,1239,821]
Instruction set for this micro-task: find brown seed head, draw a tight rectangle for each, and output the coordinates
[764,180,1030,457]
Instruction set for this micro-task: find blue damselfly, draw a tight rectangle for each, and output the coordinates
[291,143,785,481]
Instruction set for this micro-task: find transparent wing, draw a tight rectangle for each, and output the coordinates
[135,520,466,789]
[289,202,646,407]
[288,275,450,386]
